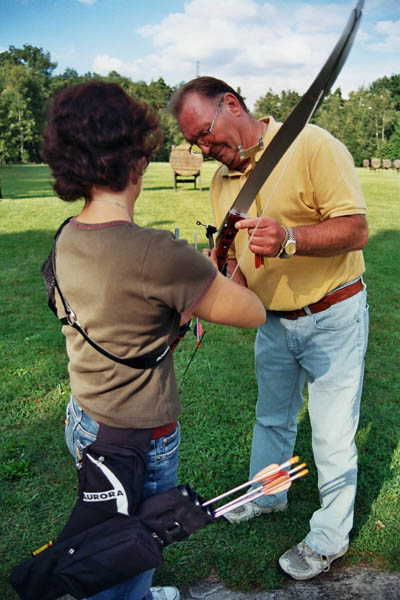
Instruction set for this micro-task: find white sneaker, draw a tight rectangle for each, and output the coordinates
[225,499,288,523]
[278,539,348,580]
[151,586,180,600]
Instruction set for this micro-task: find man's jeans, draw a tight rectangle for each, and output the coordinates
[251,287,369,556]
[65,395,180,600]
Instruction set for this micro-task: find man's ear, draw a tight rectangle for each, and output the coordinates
[223,92,242,117]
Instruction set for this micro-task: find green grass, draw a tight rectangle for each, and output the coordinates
[0,163,399,597]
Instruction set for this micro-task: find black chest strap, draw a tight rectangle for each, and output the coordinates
[41,218,170,370]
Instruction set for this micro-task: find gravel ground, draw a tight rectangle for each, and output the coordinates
[181,567,400,600]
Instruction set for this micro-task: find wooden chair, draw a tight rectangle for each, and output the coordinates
[362,159,370,168]
[382,159,392,170]
[169,144,203,191]
[393,159,400,173]
[371,158,381,171]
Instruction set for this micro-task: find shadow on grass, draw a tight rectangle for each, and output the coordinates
[143,185,210,193]
[0,165,54,200]
[143,185,176,192]
[145,219,175,228]
[5,190,55,200]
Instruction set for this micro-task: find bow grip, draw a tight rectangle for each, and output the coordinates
[215,209,246,273]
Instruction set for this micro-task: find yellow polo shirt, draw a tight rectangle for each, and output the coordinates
[210,117,366,311]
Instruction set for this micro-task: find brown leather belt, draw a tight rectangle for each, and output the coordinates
[272,279,364,320]
[152,421,177,440]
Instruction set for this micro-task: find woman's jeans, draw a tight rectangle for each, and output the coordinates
[251,288,369,556]
[65,395,180,600]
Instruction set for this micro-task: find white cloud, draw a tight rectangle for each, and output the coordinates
[93,55,135,76]
[138,0,345,106]
[76,0,96,4]
[366,19,400,51]
[91,0,395,109]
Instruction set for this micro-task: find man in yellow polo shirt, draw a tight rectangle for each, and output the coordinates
[168,76,369,581]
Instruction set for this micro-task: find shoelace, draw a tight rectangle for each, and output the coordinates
[298,543,331,573]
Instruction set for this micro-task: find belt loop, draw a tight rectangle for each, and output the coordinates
[303,305,312,316]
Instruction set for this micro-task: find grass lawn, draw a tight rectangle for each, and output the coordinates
[0,162,399,598]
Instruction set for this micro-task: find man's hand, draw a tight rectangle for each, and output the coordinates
[236,214,368,258]
[236,217,286,257]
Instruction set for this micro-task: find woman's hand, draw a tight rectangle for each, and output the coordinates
[202,247,218,269]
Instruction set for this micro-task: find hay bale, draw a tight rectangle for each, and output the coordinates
[169,144,203,190]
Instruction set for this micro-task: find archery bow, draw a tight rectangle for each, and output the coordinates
[206,0,364,272]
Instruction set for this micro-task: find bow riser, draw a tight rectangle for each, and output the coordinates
[215,209,246,271]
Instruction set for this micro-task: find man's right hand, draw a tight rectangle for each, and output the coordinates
[236,217,286,257]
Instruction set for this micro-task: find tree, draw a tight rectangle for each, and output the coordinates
[156,110,184,161]
[0,63,45,162]
[0,44,56,88]
[387,115,400,159]
[337,87,396,165]
[0,45,57,162]
[313,88,345,140]
[253,89,300,121]
[370,74,400,111]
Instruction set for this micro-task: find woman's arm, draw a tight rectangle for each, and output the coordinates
[190,271,266,328]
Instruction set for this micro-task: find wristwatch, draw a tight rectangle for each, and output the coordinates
[279,226,297,259]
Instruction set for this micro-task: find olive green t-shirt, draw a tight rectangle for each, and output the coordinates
[55,218,217,428]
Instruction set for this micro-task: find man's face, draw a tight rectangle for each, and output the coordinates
[177,92,245,170]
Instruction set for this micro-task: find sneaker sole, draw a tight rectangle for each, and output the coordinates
[278,549,347,581]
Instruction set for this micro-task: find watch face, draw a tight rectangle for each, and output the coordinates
[285,242,296,255]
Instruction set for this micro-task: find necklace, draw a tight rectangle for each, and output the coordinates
[91,198,132,221]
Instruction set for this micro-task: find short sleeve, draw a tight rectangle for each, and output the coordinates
[141,230,217,314]
[307,127,366,220]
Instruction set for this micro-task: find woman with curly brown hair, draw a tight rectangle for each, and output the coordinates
[40,81,265,600]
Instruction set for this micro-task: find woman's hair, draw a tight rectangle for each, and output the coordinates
[42,81,163,202]
[167,76,249,118]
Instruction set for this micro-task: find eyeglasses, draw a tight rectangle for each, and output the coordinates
[190,97,223,155]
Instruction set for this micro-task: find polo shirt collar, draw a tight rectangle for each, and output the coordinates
[221,116,280,179]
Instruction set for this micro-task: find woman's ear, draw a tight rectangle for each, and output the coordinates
[140,155,149,175]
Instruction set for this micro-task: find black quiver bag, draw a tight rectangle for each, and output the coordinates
[10,485,215,600]
[72,423,153,521]
[9,377,215,600]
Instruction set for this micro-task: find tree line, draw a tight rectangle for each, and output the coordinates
[1,44,399,167]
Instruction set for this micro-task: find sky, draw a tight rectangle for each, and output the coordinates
[1,0,399,110]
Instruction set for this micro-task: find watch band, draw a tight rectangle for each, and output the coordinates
[277,226,289,258]
[280,226,297,259]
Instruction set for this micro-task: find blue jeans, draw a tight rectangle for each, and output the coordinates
[251,287,369,555]
[65,395,180,600]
